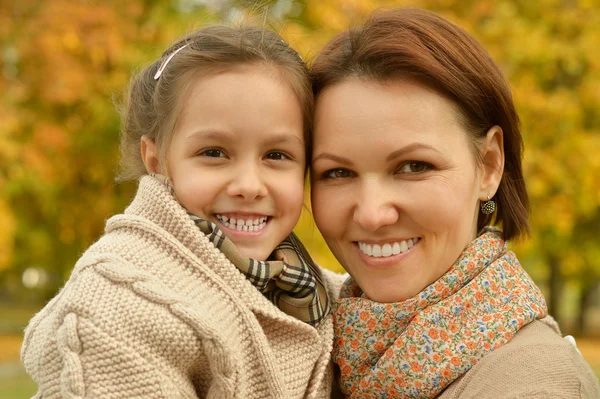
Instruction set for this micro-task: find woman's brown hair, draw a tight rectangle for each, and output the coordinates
[118,24,312,181]
[310,8,529,240]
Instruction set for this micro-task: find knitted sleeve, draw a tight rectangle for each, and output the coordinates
[21,257,239,398]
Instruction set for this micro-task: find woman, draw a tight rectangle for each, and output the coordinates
[309,8,600,398]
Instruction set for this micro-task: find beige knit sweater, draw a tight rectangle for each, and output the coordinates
[21,176,346,399]
[438,317,600,398]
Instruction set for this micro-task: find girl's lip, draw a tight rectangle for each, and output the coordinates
[215,212,270,220]
[215,217,270,237]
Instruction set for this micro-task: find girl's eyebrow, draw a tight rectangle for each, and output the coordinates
[185,130,304,148]
[184,129,233,143]
[262,134,304,148]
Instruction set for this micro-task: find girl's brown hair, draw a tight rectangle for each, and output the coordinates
[118,24,312,181]
[310,8,529,240]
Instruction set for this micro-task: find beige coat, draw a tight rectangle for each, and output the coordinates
[439,317,600,398]
[21,176,346,399]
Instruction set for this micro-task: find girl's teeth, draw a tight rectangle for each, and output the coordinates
[215,215,269,232]
[359,238,419,258]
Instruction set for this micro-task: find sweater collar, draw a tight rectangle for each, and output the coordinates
[111,176,319,329]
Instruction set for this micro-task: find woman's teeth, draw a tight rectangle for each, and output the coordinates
[358,238,419,258]
[215,215,268,232]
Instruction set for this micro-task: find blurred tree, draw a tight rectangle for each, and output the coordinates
[0,0,222,300]
[1,0,599,333]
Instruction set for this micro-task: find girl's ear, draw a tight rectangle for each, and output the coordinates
[141,136,162,174]
[479,125,504,200]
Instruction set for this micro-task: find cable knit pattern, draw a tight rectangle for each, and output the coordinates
[21,176,347,398]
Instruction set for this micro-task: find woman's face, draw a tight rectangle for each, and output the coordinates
[311,79,498,302]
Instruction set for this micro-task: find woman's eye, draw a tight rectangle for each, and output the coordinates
[323,168,353,179]
[398,161,431,173]
[265,151,289,161]
[200,149,225,158]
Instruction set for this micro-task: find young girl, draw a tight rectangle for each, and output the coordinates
[21,24,345,398]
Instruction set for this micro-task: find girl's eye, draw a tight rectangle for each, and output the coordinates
[200,149,225,158]
[323,168,354,179]
[265,151,289,161]
[398,161,432,173]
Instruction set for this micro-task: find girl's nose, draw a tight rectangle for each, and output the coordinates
[227,163,268,201]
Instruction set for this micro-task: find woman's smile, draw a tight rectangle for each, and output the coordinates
[355,237,421,268]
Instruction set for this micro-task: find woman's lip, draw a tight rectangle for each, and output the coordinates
[353,239,418,267]
[355,237,420,245]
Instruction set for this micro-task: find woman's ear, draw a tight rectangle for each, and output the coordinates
[479,125,504,199]
[141,136,162,174]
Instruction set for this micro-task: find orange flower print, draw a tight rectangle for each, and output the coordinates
[440,330,449,341]
[410,362,422,372]
[428,328,439,339]
[449,322,458,333]
[367,318,377,330]
[359,311,369,321]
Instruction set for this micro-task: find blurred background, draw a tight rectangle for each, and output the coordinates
[1,0,599,396]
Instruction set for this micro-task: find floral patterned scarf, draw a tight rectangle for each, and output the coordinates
[333,228,547,398]
[151,173,330,326]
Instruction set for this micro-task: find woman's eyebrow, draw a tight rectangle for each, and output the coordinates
[312,152,352,165]
[386,143,442,161]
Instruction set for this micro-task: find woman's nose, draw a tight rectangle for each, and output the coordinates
[352,181,399,232]
[226,163,268,201]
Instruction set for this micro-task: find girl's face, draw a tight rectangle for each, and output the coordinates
[311,79,502,302]
[150,66,306,261]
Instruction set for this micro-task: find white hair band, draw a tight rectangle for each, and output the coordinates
[154,44,188,80]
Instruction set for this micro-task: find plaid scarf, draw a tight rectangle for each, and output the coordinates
[151,174,330,326]
[333,228,547,398]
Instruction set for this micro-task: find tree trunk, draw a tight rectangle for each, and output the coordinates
[575,276,599,335]
[548,256,563,325]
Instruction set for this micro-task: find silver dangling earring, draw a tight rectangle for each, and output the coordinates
[481,195,496,214]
